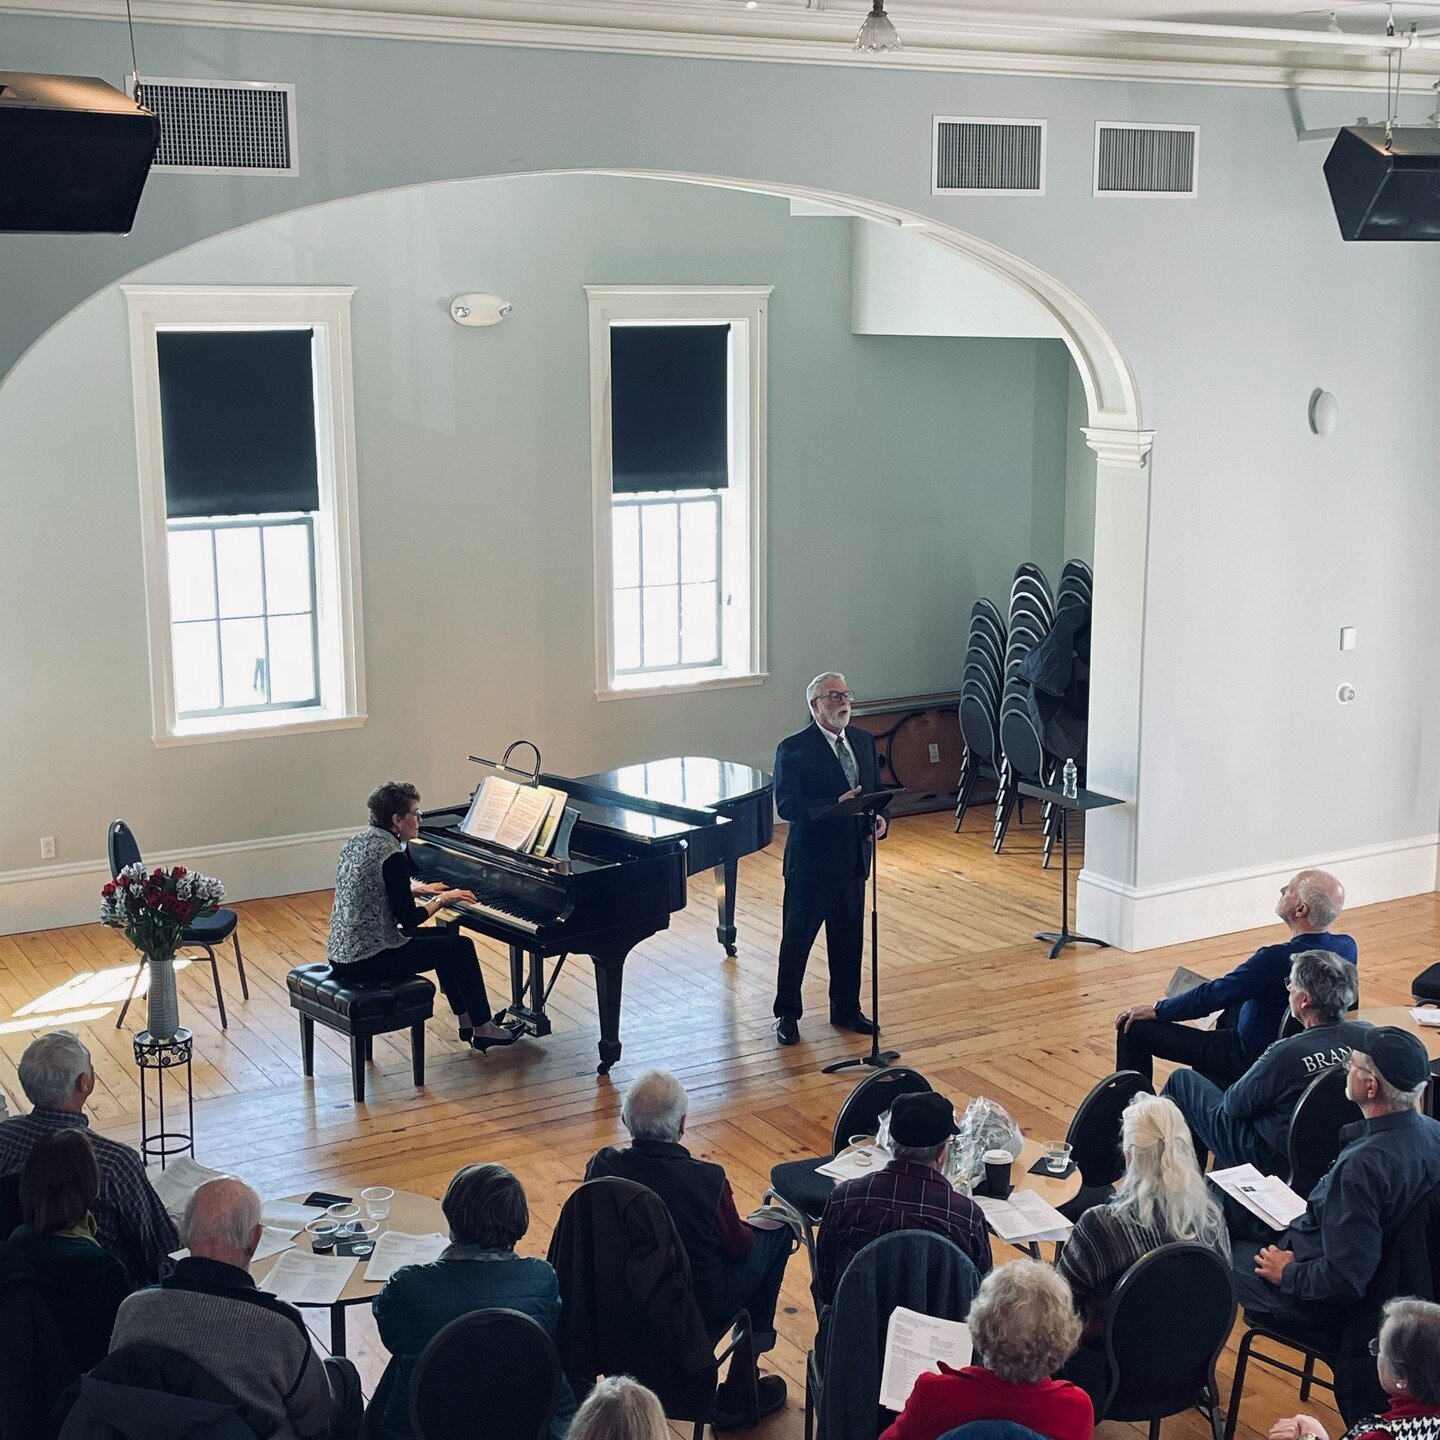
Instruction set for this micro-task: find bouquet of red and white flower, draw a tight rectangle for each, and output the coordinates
[100,863,226,961]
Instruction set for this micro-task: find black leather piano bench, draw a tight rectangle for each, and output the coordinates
[287,963,435,1105]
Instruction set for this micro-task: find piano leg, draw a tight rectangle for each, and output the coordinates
[713,859,739,958]
[591,951,626,1075]
[508,944,526,1015]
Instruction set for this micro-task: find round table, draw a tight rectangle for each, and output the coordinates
[250,1187,446,1355]
[1014,1135,1084,1211]
[1355,1006,1440,1061]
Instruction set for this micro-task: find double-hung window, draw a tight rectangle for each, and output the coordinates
[125,286,365,743]
[586,286,770,698]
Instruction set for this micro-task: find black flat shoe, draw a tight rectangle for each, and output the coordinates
[471,1027,521,1053]
[457,1027,474,1043]
[830,1011,878,1036]
[775,1016,800,1047]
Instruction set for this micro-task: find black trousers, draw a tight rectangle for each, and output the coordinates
[336,931,492,1025]
[773,874,864,1020]
[1115,1017,1259,1090]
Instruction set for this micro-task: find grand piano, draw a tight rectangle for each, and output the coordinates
[410,754,772,1074]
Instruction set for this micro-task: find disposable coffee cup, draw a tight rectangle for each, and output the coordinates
[982,1148,1013,1199]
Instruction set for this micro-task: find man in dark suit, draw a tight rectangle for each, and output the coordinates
[772,672,887,1046]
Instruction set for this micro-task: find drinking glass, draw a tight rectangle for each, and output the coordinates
[1043,1142,1073,1174]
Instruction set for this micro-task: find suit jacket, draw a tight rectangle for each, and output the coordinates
[774,722,880,887]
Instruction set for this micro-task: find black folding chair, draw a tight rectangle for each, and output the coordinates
[1060,1070,1153,1222]
[1285,1065,1361,1200]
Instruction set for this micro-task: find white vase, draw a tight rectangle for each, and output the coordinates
[145,952,181,1041]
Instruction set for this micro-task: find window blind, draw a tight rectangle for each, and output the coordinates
[158,329,320,518]
[610,323,730,493]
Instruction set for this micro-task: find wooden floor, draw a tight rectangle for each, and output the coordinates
[3,809,1437,1440]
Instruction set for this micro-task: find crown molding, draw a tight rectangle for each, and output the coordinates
[5,0,1440,91]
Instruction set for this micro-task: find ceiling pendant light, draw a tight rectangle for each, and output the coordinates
[854,0,902,54]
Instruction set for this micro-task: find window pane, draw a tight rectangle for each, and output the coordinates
[263,525,314,614]
[219,617,267,708]
[167,529,217,622]
[679,501,718,584]
[267,614,317,704]
[642,584,680,669]
[681,581,719,664]
[614,588,642,671]
[613,506,641,590]
[641,502,679,586]
[215,527,264,618]
[172,621,220,713]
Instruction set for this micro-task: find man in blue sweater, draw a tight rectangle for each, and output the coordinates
[1114,869,1356,1089]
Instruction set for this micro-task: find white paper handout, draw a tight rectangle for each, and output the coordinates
[879,1307,973,1412]
[261,1199,320,1232]
[1165,967,1219,1030]
[1411,1008,1440,1028]
[363,1231,448,1284]
[971,1189,1074,1243]
[148,1155,230,1217]
[264,1248,357,1306]
[1208,1164,1307,1231]
[170,1225,296,1267]
[816,1145,891,1182]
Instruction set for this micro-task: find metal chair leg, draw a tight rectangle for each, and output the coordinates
[199,944,228,1029]
[1300,1353,1316,1402]
[1224,1329,1256,1440]
[232,931,249,1000]
[116,958,144,1029]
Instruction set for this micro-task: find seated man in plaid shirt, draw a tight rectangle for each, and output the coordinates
[816,1092,992,1303]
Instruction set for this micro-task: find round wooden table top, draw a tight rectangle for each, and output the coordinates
[1355,1006,1440,1062]
[250,1188,447,1308]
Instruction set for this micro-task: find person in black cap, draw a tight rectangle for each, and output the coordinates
[1231,1025,1440,1330]
[815,1092,991,1303]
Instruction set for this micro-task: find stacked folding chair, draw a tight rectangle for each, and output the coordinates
[1058,557,1093,613]
[995,563,1059,861]
[953,598,1006,832]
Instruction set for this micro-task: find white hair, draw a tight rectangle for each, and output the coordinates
[1112,1094,1228,1250]
[805,673,844,707]
[181,1178,262,1256]
[621,1070,688,1143]
[1352,1051,1428,1113]
[568,1376,669,1440]
[18,1030,92,1109]
[1296,870,1344,930]
[1290,950,1356,1023]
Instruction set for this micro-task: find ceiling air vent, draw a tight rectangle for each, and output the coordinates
[129,75,297,175]
[1094,122,1198,198]
[932,117,1046,196]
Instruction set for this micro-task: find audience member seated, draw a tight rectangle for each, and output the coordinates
[1166,950,1369,1173]
[0,1030,178,1283]
[371,1162,576,1440]
[1056,1093,1229,1406]
[1232,1028,1440,1332]
[816,1092,991,1304]
[110,1177,359,1440]
[1270,1298,1440,1440]
[1114,870,1355,1089]
[567,1376,670,1440]
[879,1260,1092,1440]
[584,1069,792,1422]
[7,1129,132,1370]
[326,780,518,1052]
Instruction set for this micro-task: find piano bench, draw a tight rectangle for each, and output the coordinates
[287,963,435,1105]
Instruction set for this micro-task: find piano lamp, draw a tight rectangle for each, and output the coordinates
[854,0,902,54]
[450,293,513,327]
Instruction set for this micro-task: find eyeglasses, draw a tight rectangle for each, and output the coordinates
[819,690,854,703]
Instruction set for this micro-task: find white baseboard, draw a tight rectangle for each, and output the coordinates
[1076,833,1440,953]
[0,828,354,937]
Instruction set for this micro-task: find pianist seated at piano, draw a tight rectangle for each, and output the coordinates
[326,781,519,1052]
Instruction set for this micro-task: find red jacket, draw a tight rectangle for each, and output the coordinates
[879,1364,1094,1440]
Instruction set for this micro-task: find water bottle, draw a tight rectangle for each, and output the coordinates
[1062,758,1078,800]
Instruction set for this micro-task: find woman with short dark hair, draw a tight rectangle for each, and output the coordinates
[327,780,517,1051]
[371,1164,575,1440]
[8,1129,132,1369]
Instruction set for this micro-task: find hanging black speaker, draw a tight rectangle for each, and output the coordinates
[1323,125,1440,241]
[0,72,160,234]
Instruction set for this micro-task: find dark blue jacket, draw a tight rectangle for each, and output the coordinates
[1281,1109,1440,1303]
[1154,931,1358,1056]
[774,723,879,886]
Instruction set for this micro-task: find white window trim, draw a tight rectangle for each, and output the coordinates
[123,284,367,746]
[585,284,771,701]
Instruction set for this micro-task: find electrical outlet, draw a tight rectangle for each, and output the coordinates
[928,743,941,764]
[40,836,55,860]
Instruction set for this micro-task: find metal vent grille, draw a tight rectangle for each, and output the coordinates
[131,76,297,174]
[1094,123,1198,197]
[933,117,1046,196]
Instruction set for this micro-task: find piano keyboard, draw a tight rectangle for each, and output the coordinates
[438,896,542,936]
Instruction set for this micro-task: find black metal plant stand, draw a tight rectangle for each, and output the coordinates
[133,1027,195,1169]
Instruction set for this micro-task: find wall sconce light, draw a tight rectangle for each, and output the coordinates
[450,293,513,327]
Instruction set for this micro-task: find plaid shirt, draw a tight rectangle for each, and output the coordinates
[816,1159,992,1302]
[0,1108,179,1283]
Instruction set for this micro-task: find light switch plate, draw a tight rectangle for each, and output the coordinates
[1340,626,1357,651]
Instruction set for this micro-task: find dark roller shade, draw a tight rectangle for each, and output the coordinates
[610,324,729,493]
[158,329,320,517]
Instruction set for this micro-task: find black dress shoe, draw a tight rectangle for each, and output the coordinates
[775,1016,800,1046]
[830,1011,878,1036]
[471,1026,521,1053]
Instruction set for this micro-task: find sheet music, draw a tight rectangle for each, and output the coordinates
[362,1231,448,1284]
[879,1307,972,1411]
[264,1248,357,1306]
[461,776,521,842]
[1208,1164,1307,1230]
[495,784,553,851]
[971,1189,1073,1243]
[148,1155,230,1217]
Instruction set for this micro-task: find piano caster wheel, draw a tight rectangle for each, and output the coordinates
[597,1040,622,1076]
[724,946,738,959]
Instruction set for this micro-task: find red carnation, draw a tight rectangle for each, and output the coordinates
[173,865,187,878]
[151,869,163,884]
[117,874,131,888]
[101,882,116,898]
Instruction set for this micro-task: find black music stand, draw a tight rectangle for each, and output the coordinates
[816,788,900,1075]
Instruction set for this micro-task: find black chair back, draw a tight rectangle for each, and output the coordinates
[1101,1243,1236,1421]
[107,820,142,879]
[410,1309,561,1440]
[999,709,1046,784]
[1066,1071,1153,1190]
[959,696,1000,767]
[831,1066,932,1153]
[1287,1065,1362,1199]
[942,1425,1049,1440]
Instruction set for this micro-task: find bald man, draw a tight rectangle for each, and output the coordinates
[1114,870,1358,1090]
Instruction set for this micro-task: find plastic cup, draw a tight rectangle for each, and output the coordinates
[326,1202,361,1235]
[305,1219,339,1253]
[362,1186,395,1221]
[847,1135,875,1150]
[1044,1142,1073,1174]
